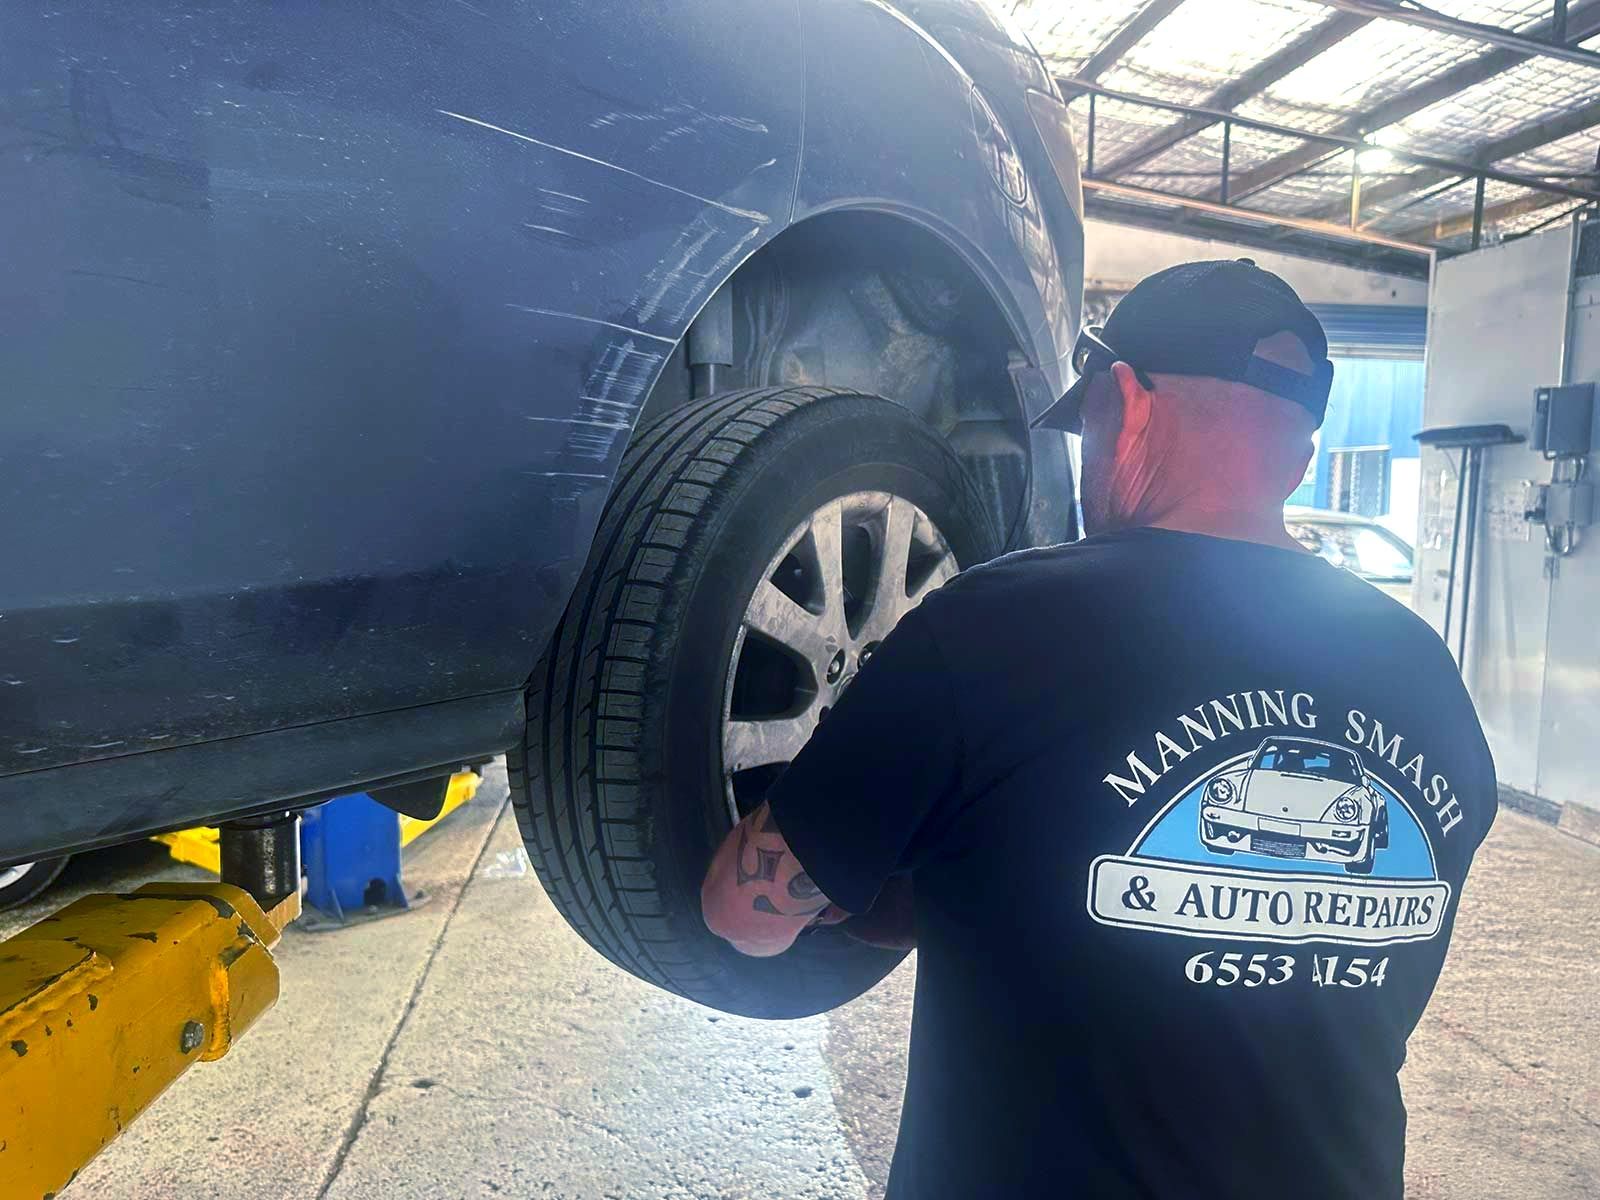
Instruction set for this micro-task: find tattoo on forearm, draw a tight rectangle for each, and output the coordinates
[787,871,821,901]
[735,825,784,886]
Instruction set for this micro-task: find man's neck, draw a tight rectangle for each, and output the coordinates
[1144,507,1305,553]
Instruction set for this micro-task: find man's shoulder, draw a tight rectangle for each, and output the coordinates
[909,540,1135,656]
[1332,573,1459,671]
[949,537,1133,588]
[931,537,1147,608]
[927,543,1074,613]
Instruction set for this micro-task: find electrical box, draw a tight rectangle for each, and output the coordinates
[1531,382,1595,456]
[1540,480,1595,529]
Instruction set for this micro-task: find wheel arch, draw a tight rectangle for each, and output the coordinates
[637,205,1074,552]
[787,199,1055,390]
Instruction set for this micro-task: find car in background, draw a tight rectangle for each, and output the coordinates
[0,1,1083,1017]
[1285,507,1415,606]
[1200,737,1389,875]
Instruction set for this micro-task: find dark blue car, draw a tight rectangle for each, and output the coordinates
[1,0,1083,1014]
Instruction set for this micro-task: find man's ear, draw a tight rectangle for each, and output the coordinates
[1110,361,1153,454]
[1285,434,1316,497]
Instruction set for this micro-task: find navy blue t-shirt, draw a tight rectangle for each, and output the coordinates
[767,528,1495,1199]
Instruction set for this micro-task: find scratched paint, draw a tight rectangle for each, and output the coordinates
[503,304,675,345]
[591,103,769,135]
[630,212,765,330]
[436,110,770,225]
[544,336,670,468]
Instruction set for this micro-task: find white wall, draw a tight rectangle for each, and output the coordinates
[1415,228,1573,803]
[1084,219,1428,308]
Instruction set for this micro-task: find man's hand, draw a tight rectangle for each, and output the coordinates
[701,801,843,957]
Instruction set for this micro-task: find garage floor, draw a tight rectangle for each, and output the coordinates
[6,762,1595,1199]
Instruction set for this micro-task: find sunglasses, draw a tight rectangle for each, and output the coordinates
[1070,325,1154,390]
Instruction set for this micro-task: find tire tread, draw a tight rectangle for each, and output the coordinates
[509,386,988,1012]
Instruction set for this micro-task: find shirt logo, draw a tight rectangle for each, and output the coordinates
[1087,696,1454,948]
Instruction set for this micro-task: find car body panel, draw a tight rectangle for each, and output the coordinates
[2,0,802,781]
[1,1,1081,864]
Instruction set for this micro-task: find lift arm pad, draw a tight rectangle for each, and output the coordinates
[0,883,287,1198]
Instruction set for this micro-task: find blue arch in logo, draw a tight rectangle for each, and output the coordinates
[1132,766,1436,880]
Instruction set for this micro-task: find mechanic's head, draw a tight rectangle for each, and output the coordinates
[1035,260,1332,537]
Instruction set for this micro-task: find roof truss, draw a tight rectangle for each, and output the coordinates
[1025,0,1600,266]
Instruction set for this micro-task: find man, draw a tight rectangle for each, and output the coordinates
[701,260,1495,1198]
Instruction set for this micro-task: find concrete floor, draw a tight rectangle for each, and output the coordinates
[5,761,1596,1198]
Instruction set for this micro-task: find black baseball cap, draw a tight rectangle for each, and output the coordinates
[1034,259,1334,433]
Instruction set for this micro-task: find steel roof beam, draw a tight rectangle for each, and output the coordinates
[1082,178,1437,255]
[1218,0,1600,203]
[1303,0,1600,70]
[1402,188,1577,241]
[1089,12,1372,178]
[1081,193,1431,277]
[1062,80,1600,203]
[1069,0,1190,85]
[1310,95,1600,221]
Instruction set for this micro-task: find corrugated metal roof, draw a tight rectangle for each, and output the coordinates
[1010,0,1600,262]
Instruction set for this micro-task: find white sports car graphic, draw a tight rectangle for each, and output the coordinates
[1198,737,1389,875]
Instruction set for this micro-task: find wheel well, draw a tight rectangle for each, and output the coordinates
[639,210,1033,546]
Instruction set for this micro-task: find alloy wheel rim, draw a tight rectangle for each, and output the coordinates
[0,862,34,891]
[720,491,958,825]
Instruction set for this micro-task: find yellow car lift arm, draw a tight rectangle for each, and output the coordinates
[0,817,302,1199]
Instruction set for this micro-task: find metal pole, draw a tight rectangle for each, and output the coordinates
[1456,447,1484,668]
[1087,92,1097,178]
[1440,446,1468,651]
[1471,174,1487,249]
[1297,0,1600,69]
[1556,0,1570,42]
[1350,150,1363,228]
[1220,120,1232,204]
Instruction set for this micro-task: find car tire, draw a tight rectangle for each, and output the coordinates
[1344,852,1375,875]
[1374,807,1390,850]
[511,386,1000,1017]
[0,857,69,910]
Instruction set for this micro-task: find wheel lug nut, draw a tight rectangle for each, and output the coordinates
[825,650,846,683]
